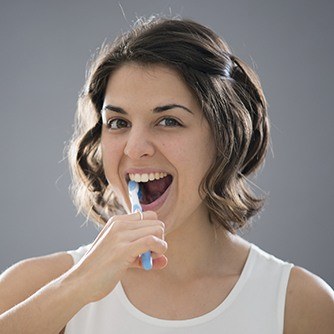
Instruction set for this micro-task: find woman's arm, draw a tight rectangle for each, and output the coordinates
[0,252,86,334]
[284,266,334,334]
[0,211,167,333]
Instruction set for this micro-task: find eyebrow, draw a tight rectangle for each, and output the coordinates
[102,103,194,115]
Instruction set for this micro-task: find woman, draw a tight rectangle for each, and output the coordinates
[0,17,333,333]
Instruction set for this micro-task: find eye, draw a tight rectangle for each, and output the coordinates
[106,118,129,129]
[158,117,182,127]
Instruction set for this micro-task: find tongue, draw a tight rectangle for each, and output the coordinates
[140,175,172,204]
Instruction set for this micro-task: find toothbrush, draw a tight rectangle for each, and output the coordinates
[128,180,153,271]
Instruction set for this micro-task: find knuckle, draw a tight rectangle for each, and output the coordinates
[155,226,164,236]
[108,215,116,222]
[145,210,158,220]
[145,235,156,247]
[144,235,167,253]
[106,216,116,228]
[108,212,129,225]
[155,240,167,254]
[107,217,117,229]
[108,215,120,224]
[161,240,168,252]
[110,219,123,231]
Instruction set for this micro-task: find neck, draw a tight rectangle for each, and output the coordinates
[125,204,251,285]
[157,204,234,281]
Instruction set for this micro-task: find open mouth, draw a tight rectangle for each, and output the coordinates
[127,173,173,205]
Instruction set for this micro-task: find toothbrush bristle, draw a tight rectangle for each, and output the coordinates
[128,180,137,192]
[138,187,143,201]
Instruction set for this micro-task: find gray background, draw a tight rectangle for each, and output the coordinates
[1,0,333,288]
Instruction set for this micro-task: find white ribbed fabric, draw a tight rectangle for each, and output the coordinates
[65,243,293,334]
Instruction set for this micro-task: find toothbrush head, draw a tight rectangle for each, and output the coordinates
[128,180,138,192]
[128,180,142,213]
[128,180,143,200]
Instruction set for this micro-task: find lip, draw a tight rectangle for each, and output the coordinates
[140,181,172,212]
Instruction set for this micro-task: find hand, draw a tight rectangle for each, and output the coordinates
[69,211,167,303]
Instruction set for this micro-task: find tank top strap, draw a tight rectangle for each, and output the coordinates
[66,243,93,265]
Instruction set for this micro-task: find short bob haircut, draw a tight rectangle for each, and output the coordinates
[68,16,270,233]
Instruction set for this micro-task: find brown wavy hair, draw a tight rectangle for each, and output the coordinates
[68,16,270,233]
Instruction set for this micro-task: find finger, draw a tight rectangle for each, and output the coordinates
[111,219,165,232]
[100,211,159,237]
[89,211,161,248]
[109,210,158,223]
[122,225,165,243]
[150,251,166,259]
[128,236,168,261]
[104,211,162,234]
[130,255,168,270]
[152,255,168,270]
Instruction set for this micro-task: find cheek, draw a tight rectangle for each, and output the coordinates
[163,135,214,189]
[178,134,215,172]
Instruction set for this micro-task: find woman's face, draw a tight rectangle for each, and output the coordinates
[101,63,216,234]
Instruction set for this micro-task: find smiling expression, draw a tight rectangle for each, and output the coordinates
[101,63,216,233]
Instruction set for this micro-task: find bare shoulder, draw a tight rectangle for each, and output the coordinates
[284,266,334,334]
[0,251,74,314]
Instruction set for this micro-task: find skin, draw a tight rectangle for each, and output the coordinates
[0,62,333,333]
[99,62,252,318]
[101,63,216,236]
[100,62,238,280]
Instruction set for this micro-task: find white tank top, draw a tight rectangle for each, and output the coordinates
[65,243,293,334]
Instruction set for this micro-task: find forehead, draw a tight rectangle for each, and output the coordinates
[104,63,199,109]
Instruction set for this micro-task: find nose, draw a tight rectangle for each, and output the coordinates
[124,126,156,159]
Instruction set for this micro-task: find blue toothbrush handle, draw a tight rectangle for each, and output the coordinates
[141,250,153,270]
[128,180,153,271]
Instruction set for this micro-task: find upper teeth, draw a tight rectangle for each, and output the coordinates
[129,172,168,183]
